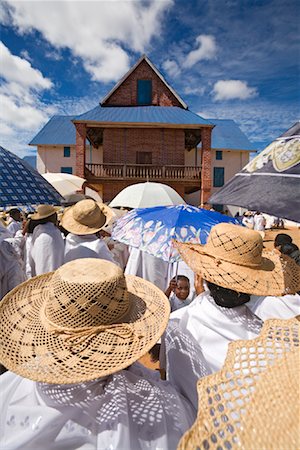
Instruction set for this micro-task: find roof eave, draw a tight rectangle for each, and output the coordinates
[72,119,213,129]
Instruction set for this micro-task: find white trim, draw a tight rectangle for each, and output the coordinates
[237,172,300,178]
[100,55,188,109]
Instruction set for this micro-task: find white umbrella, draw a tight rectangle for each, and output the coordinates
[109,182,185,208]
[42,173,86,197]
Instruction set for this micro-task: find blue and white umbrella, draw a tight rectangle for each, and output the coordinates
[0,146,63,207]
[112,204,239,262]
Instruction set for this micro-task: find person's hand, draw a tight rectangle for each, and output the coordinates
[165,278,177,298]
[194,273,204,295]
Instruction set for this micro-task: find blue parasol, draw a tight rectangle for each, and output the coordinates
[0,146,63,207]
[112,204,239,262]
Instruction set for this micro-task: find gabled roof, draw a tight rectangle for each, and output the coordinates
[74,106,211,126]
[208,118,257,151]
[29,115,76,145]
[101,55,188,109]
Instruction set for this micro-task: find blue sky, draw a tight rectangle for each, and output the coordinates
[0,0,299,158]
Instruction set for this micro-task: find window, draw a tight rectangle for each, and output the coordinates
[136,152,152,164]
[213,167,224,187]
[137,79,152,105]
[216,150,223,160]
[64,146,71,157]
[61,167,73,174]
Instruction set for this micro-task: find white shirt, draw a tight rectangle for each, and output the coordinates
[253,214,266,231]
[6,218,21,237]
[30,222,65,276]
[161,291,262,409]
[248,294,300,320]
[0,239,25,299]
[169,292,195,312]
[64,233,115,264]
[0,363,195,450]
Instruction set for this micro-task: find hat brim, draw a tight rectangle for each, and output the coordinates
[0,273,170,384]
[174,241,300,296]
[61,202,113,235]
[30,206,60,221]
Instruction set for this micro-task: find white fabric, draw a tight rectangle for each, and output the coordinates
[6,219,21,237]
[24,234,33,279]
[248,294,300,320]
[30,223,65,276]
[242,216,254,228]
[102,236,129,269]
[253,214,266,231]
[0,363,195,450]
[125,247,169,291]
[161,291,262,409]
[0,239,25,299]
[169,292,195,312]
[64,234,115,264]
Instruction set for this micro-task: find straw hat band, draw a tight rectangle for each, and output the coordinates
[200,249,266,269]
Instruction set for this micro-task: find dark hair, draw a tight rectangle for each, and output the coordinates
[30,213,57,232]
[274,233,292,247]
[206,281,250,308]
[172,275,190,283]
[281,243,299,255]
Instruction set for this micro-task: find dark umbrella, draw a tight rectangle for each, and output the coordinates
[210,123,300,222]
[0,146,63,207]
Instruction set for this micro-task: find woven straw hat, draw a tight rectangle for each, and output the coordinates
[0,259,170,384]
[61,199,113,235]
[30,204,60,220]
[178,317,300,450]
[174,223,300,296]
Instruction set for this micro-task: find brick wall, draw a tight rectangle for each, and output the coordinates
[103,128,185,166]
[104,60,183,107]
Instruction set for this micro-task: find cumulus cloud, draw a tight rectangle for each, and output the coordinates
[1,0,173,83]
[162,59,181,78]
[185,35,217,68]
[212,80,258,101]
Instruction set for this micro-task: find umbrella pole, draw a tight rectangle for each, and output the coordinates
[175,261,179,281]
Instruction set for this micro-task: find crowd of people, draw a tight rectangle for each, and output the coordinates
[0,199,299,449]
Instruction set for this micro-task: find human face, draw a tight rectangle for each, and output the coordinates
[175,279,190,301]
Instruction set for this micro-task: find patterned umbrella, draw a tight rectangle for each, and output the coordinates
[112,204,239,262]
[0,146,63,207]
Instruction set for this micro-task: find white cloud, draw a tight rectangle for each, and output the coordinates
[1,0,173,83]
[185,35,217,68]
[162,59,181,78]
[212,80,258,101]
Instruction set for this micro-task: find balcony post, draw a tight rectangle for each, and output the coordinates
[75,123,86,180]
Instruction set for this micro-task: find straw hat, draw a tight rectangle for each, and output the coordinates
[174,223,300,296]
[61,199,114,235]
[30,204,60,220]
[0,259,170,384]
[178,317,300,450]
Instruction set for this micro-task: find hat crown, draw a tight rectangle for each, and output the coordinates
[45,259,130,328]
[72,199,106,228]
[205,223,263,267]
[37,204,56,217]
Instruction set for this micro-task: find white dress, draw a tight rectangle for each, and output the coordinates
[161,291,262,409]
[0,363,195,450]
[248,294,300,320]
[64,234,115,264]
[0,239,25,299]
[30,223,65,276]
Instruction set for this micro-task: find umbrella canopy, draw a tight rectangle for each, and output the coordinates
[112,204,239,262]
[178,317,299,450]
[210,123,300,222]
[42,173,86,197]
[0,146,63,207]
[109,181,185,208]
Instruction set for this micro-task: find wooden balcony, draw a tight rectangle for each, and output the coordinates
[85,163,201,183]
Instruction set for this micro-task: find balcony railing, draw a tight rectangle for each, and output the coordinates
[85,163,201,182]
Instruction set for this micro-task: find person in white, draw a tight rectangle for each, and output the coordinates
[165,275,195,312]
[247,293,300,320]
[6,208,22,236]
[161,223,300,410]
[0,259,195,450]
[253,211,266,231]
[29,205,64,276]
[61,199,116,265]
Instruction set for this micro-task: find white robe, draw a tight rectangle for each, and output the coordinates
[161,291,262,409]
[30,223,65,276]
[247,294,300,320]
[6,219,21,237]
[64,234,115,264]
[0,363,195,450]
[125,247,169,291]
[0,239,25,300]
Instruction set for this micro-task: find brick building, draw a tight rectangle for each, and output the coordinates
[30,55,255,206]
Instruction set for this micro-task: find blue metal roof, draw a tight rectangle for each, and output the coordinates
[29,115,76,145]
[208,118,256,151]
[29,110,256,151]
[75,106,211,126]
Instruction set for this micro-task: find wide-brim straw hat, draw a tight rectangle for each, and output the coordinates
[30,204,60,220]
[61,199,114,235]
[0,259,170,384]
[178,317,300,450]
[174,223,300,296]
